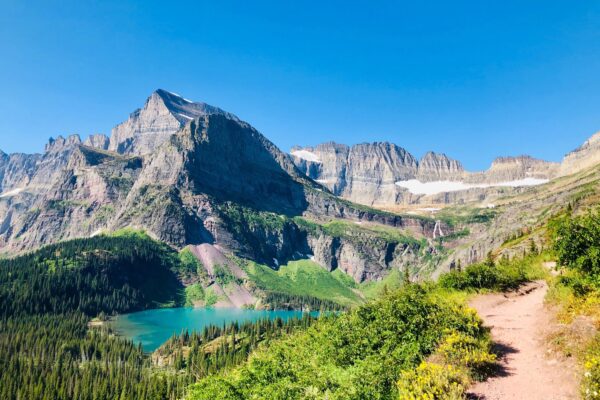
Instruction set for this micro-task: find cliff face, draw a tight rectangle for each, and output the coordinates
[469,155,559,183]
[560,131,600,176]
[292,142,419,205]
[291,143,559,206]
[84,134,110,150]
[0,152,40,193]
[417,152,464,181]
[108,89,236,156]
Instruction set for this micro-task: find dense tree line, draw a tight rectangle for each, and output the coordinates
[262,291,347,311]
[0,233,184,318]
[156,315,316,379]
[0,313,187,400]
[0,233,315,399]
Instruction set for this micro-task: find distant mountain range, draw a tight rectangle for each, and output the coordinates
[290,134,597,207]
[1,89,599,293]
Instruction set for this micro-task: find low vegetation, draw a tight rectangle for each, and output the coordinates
[0,209,578,400]
[187,283,495,400]
[243,259,363,308]
[438,253,548,292]
[546,210,600,399]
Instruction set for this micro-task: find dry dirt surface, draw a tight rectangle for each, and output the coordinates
[467,281,579,400]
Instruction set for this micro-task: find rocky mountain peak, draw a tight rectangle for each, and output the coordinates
[560,131,600,176]
[45,134,82,153]
[152,89,237,124]
[417,151,464,181]
[107,89,238,156]
[83,134,110,150]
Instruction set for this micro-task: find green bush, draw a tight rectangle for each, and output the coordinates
[187,284,488,400]
[551,211,600,282]
[437,330,496,380]
[397,362,468,400]
[439,255,545,292]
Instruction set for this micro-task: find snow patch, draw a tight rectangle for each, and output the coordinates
[395,178,549,195]
[291,149,321,163]
[273,258,279,267]
[0,188,24,198]
[177,113,194,120]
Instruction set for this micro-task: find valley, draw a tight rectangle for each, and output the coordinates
[1,89,600,399]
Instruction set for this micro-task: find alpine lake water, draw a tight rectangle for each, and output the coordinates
[111,307,314,352]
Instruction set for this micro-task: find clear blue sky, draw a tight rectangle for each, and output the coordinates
[1,1,599,170]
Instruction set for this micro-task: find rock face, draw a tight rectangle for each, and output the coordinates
[291,143,559,206]
[560,131,600,176]
[469,156,559,183]
[0,152,40,193]
[292,142,419,205]
[108,89,235,155]
[417,152,464,181]
[83,134,110,150]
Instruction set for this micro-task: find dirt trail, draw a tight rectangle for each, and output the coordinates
[467,281,579,400]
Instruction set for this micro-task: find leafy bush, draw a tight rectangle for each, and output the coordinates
[439,255,546,292]
[437,330,496,380]
[397,362,468,400]
[551,211,600,282]
[187,284,489,400]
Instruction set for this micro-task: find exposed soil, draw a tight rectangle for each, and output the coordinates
[467,281,579,400]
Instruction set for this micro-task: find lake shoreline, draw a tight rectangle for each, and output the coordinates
[109,306,317,352]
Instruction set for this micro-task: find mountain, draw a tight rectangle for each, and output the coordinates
[559,131,600,176]
[108,89,237,155]
[291,143,559,206]
[291,142,419,205]
[0,90,453,295]
[4,88,598,303]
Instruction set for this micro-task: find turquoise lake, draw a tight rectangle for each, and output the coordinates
[111,307,313,352]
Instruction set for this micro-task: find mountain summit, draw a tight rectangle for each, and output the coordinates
[107,89,236,155]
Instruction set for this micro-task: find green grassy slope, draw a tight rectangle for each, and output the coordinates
[243,259,363,307]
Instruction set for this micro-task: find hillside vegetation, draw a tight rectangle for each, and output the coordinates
[0,231,189,399]
[243,259,363,308]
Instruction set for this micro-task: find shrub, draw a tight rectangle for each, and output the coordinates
[583,354,600,399]
[439,255,545,292]
[439,263,502,291]
[187,284,489,400]
[551,211,600,279]
[437,330,496,380]
[397,362,468,400]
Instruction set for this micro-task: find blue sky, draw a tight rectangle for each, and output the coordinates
[1,1,599,170]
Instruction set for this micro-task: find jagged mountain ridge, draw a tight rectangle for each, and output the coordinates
[291,142,560,206]
[0,90,451,287]
[3,88,596,289]
[108,89,238,155]
[560,131,600,176]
